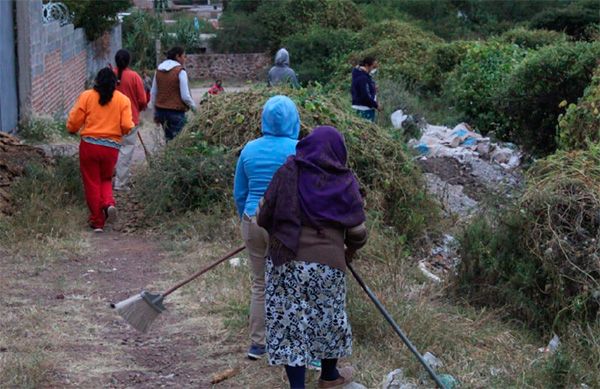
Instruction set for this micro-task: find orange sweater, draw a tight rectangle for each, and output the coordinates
[67,89,134,143]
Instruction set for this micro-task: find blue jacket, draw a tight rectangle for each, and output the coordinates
[233,95,300,218]
[351,67,378,109]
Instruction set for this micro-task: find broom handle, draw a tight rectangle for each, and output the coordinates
[347,263,446,389]
[137,131,151,161]
[162,245,245,297]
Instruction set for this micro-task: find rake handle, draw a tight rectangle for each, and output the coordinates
[162,245,245,297]
[347,263,446,389]
[137,131,151,161]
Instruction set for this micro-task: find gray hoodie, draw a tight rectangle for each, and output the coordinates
[267,49,299,88]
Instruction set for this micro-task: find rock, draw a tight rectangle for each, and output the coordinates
[381,369,418,389]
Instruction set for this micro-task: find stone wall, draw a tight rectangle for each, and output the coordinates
[185,53,271,81]
[17,0,121,119]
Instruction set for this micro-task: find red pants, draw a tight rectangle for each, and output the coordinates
[79,141,119,228]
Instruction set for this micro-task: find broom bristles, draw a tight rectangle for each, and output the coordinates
[112,293,161,333]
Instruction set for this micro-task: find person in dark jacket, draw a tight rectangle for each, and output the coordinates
[350,56,380,122]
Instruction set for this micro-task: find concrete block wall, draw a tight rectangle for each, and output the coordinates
[186,53,271,81]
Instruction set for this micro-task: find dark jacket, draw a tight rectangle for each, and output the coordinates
[351,67,378,109]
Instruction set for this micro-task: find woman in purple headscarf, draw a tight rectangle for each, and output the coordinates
[258,126,368,389]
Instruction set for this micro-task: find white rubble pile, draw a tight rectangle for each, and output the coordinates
[407,122,521,169]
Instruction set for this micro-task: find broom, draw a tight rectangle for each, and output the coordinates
[111,245,245,333]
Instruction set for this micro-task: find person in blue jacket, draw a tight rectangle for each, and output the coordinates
[351,56,380,122]
[233,95,300,361]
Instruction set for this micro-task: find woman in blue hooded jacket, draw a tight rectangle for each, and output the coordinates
[233,95,300,360]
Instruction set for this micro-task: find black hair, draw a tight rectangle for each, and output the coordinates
[94,67,117,106]
[166,46,185,61]
[359,56,376,67]
[115,49,131,82]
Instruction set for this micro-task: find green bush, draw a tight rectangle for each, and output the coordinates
[64,0,131,41]
[211,12,269,53]
[444,41,527,136]
[345,20,442,88]
[282,27,359,85]
[134,136,235,217]
[455,146,600,331]
[558,66,600,151]
[530,0,600,40]
[499,27,569,49]
[163,15,216,55]
[122,10,165,70]
[419,40,475,94]
[496,41,600,155]
[18,116,70,143]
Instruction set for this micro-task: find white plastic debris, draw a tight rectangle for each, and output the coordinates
[382,369,418,389]
[228,257,246,267]
[538,334,560,354]
[418,260,442,283]
[423,352,443,371]
[391,110,409,129]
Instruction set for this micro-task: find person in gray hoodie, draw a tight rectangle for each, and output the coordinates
[268,48,300,88]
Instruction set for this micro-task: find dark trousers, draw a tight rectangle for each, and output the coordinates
[154,107,186,141]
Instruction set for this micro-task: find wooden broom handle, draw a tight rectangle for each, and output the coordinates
[162,245,245,297]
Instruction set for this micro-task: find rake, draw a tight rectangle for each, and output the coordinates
[111,245,245,333]
[348,263,447,389]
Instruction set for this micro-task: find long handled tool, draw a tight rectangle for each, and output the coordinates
[111,245,245,333]
[347,263,447,389]
[136,131,151,164]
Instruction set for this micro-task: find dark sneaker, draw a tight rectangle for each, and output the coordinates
[247,344,266,360]
[105,205,117,225]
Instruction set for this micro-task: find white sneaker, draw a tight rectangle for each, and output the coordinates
[93,228,104,233]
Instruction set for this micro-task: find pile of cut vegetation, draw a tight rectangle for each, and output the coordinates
[0,132,49,214]
[456,144,600,329]
[137,86,437,239]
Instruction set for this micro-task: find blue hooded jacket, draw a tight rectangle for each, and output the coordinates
[233,95,300,218]
[351,67,378,109]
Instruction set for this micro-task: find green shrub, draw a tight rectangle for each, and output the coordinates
[419,40,475,94]
[134,136,235,217]
[558,66,600,151]
[455,146,600,331]
[497,41,600,155]
[18,116,70,143]
[163,15,216,54]
[63,0,131,41]
[499,27,569,49]
[211,12,269,53]
[282,27,359,85]
[1,157,85,241]
[122,10,165,70]
[444,41,527,136]
[530,0,600,40]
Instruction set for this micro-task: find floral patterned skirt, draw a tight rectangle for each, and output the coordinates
[265,258,352,366]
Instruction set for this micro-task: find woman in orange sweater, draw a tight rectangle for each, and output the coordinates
[67,67,134,232]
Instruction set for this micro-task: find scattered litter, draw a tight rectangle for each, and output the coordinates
[538,334,560,354]
[423,352,443,371]
[159,373,175,380]
[418,261,442,283]
[210,367,239,384]
[391,110,409,129]
[228,257,246,267]
[87,269,95,273]
[382,369,418,389]
[437,374,458,388]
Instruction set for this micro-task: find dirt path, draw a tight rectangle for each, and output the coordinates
[0,230,280,388]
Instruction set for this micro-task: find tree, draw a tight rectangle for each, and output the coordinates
[63,0,132,41]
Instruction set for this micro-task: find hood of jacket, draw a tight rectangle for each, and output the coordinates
[351,66,371,82]
[274,48,290,67]
[261,95,300,139]
[158,59,183,72]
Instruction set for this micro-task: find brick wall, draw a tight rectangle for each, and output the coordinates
[17,0,121,119]
[186,53,271,81]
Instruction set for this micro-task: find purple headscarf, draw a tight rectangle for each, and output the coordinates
[258,126,365,266]
[295,126,365,228]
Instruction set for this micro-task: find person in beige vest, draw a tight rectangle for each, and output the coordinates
[150,46,196,141]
